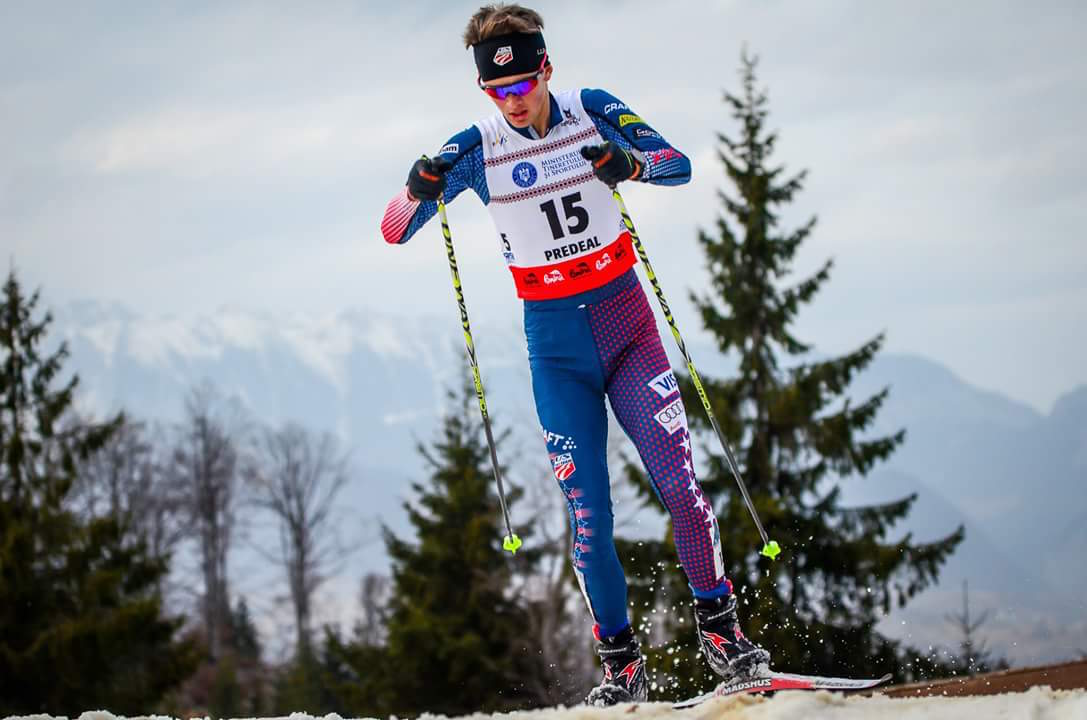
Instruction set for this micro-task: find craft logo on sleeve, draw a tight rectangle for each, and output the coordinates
[618,113,644,127]
[493,46,514,66]
[512,161,538,188]
[603,102,629,114]
[654,398,687,435]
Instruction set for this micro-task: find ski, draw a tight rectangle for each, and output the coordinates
[672,670,893,709]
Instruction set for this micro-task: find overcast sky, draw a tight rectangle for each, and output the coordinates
[2,0,1084,413]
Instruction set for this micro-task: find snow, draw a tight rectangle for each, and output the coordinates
[79,319,123,366]
[126,315,225,365]
[278,313,355,395]
[361,316,414,359]
[211,309,269,352]
[14,686,1086,720]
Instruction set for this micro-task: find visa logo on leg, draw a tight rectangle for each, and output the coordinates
[648,369,679,398]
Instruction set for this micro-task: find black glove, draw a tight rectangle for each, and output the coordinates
[580,142,642,186]
[406,156,453,201]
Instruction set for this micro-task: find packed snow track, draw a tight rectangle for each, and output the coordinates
[12,685,1086,720]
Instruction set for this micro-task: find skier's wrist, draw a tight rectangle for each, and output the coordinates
[629,149,645,181]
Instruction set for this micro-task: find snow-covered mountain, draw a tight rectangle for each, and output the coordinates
[59,299,490,446]
[51,301,1087,665]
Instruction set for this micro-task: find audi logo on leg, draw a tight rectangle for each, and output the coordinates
[654,399,687,435]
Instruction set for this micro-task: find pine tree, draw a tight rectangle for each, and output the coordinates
[377,383,538,716]
[620,53,964,697]
[0,269,198,714]
[322,622,388,716]
[945,580,1007,676]
[230,596,262,663]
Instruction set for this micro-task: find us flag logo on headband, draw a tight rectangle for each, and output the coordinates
[493,45,513,66]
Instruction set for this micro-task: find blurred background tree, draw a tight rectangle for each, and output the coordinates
[0,268,198,715]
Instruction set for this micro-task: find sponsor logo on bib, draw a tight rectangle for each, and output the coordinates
[512,161,538,188]
[540,149,586,180]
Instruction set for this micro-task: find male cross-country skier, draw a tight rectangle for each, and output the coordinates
[380,3,770,706]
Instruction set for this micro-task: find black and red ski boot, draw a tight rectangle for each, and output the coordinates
[694,593,771,681]
[585,625,648,706]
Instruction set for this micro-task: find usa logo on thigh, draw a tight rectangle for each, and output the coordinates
[551,452,576,480]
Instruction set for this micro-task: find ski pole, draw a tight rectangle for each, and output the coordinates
[437,194,522,554]
[611,188,780,561]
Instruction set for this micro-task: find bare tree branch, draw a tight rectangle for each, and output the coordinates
[71,418,188,592]
[171,382,247,660]
[246,421,352,657]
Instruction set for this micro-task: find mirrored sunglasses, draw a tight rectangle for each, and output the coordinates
[478,55,548,100]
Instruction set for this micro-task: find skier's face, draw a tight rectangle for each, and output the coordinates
[483,64,553,133]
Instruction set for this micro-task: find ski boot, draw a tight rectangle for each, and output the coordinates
[694,592,771,681]
[585,625,648,706]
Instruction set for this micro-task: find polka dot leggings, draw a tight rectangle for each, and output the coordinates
[524,270,729,637]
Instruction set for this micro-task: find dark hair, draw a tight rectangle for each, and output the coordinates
[463,3,544,48]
